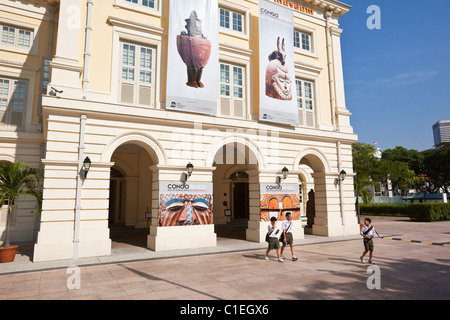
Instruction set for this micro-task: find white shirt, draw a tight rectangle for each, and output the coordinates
[282,220,293,233]
[360,225,376,240]
[268,224,280,238]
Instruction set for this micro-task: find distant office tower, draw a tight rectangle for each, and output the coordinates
[433,120,450,146]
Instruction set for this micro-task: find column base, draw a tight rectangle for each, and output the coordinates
[148,224,217,251]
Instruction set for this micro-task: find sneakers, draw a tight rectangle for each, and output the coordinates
[265,255,269,261]
[280,254,285,260]
[278,257,284,263]
[292,256,298,261]
[360,256,365,264]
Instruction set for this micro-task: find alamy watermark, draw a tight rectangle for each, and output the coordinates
[366,265,381,290]
[367,5,381,30]
[66,265,81,290]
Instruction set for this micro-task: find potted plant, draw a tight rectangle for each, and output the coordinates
[0,161,41,263]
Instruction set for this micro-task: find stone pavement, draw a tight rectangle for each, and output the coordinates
[0,217,449,300]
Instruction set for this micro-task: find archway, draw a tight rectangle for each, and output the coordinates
[211,141,261,240]
[107,143,156,247]
[296,150,328,236]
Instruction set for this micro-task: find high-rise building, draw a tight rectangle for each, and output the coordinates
[433,120,450,147]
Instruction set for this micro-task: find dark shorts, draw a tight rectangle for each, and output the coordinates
[282,232,293,245]
[268,238,280,250]
[364,238,374,252]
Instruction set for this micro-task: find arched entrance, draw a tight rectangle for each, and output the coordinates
[211,141,260,240]
[107,143,156,247]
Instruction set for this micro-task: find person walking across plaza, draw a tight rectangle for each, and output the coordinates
[265,216,284,262]
[280,212,298,261]
[360,218,376,264]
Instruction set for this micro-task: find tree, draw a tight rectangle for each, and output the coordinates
[0,161,42,248]
[422,143,450,193]
[352,143,379,222]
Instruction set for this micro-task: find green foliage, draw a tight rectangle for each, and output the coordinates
[0,160,42,247]
[360,204,409,217]
[360,203,450,222]
[407,203,450,222]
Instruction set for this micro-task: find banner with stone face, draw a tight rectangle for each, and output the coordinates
[166,0,219,116]
[158,182,213,226]
[260,184,301,222]
[259,0,298,126]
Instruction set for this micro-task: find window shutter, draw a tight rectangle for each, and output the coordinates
[306,111,314,128]
[221,98,231,116]
[10,111,23,127]
[234,100,244,118]
[121,83,134,104]
[138,85,152,106]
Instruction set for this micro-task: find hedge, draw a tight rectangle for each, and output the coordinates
[360,203,450,222]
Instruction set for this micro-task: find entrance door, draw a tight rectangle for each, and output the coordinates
[233,182,249,220]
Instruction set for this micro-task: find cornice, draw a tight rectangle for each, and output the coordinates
[302,0,351,17]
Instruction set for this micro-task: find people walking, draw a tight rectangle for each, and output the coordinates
[280,212,298,261]
[360,218,376,264]
[265,216,283,262]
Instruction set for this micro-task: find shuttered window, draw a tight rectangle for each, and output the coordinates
[219,63,247,119]
[120,41,155,107]
[0,77,27,130]
[296,78,315,128]
[219,62,245,119]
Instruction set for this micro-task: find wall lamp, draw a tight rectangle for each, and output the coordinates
[82,157,91,179]
[276,167,289,184]
[340,170,347,182]
[182,162,194,182]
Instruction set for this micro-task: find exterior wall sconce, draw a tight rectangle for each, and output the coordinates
[339,170,347,182]
[276,167,289,184]
[82,157,91,179]
[182,162,194,182]
[186,162,194,177]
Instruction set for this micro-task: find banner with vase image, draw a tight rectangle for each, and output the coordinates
[259,0,298,126]
[166,0,219,116]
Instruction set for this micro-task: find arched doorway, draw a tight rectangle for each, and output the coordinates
[297,150,330,236]
[211,141,259,240]
[108,143,155,247]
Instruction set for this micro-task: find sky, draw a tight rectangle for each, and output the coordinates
[339,0,450,152]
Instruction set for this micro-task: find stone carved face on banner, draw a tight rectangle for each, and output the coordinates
[159,193,213,226]
[265,37,292,101]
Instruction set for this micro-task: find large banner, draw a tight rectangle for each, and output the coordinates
[260,184,301,222]
[259,0,298,126]
[158,182,213,226]
[166,0,219,116]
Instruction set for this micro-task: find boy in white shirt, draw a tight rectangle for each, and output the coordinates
[280,212,298,261]
[360,218,376,264]
[265,217,284,262]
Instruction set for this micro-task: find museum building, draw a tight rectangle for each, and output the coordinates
[0,0,360,262]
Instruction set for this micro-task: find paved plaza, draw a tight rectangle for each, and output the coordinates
[0,217,449,300]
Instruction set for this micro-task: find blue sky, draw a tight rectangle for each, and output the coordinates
[339,0,450,152]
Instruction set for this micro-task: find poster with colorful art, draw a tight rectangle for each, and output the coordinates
[166,0,219,116]
[259,0,298,126]
[158,182,213,226]
[260,184,301,222]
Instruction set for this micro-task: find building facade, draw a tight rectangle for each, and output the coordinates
[0,0,360,262]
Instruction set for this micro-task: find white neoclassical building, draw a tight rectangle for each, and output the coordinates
[0,0,360,262]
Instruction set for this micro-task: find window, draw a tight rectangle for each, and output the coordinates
[120,41,155,106]
[219,62,245,119]
[125,0,155,9]
[220,7,244,33]
[294,29,311,52]
[0,76,27,130]
[1,24,33,49]
[296,78,315,127]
